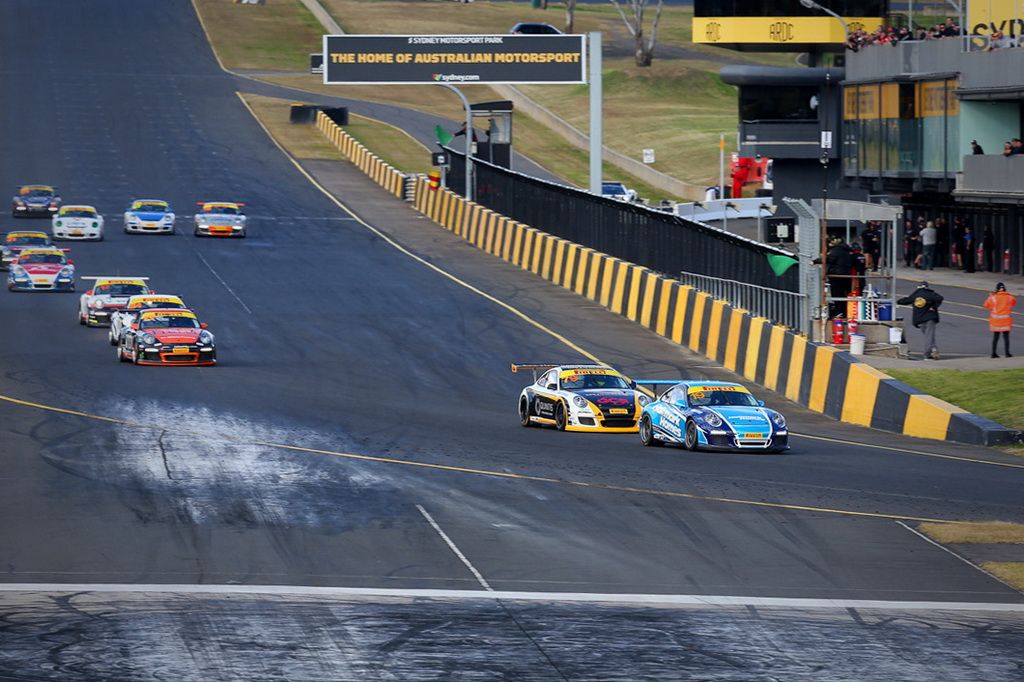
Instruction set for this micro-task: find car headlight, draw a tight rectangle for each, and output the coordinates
[59,266,73,278]
[698,411,723,428]
[637,393,651,407]
[55,220,62,227]
[12,267,28,280]
[771,412,786,428]
[572,395,587,409]
[127,215,139,222]
[89,299,105,309]
[198,330,214,345]
[164,214,175,222]
[91,221,98,228]
[140,332,157,346]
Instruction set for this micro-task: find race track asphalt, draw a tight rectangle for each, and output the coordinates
[1,0,1023,677]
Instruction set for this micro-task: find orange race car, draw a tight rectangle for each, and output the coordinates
[193,201,246,238]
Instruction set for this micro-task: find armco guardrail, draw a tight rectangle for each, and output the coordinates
[311,118,1019,446]
[316,111,406,198]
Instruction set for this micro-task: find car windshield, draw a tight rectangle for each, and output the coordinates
[134,203,167,213]
[140,315,200,330]
[20,253,65,264]
[95,283,148,296]
[135,300,184,309]
[602,183,626,194]
[206,205,239,215]
[561,373,631,391]
[8,235,48,246]
[687,390,759,407]
[61,209,95,217]
[19,188,53,199]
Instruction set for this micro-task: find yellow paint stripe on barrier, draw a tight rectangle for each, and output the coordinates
[500,218,514,261]
[440,191,454,229]
[723,307,745,371]
[655,279,674,337]
[511,223,524,264]
[808,345,838,413]
[520,228,536,270]
[483,212,497,253]
[705,299,727,361]
[763,325,787,391]
[600,257,617,307]
[840,363,888,427]
[743,317,768,381]
[587,252,603,301]
[562,244,578,289]
[611,261,631,314]
[551,239,566,284]
[451,196,465,236]
[531,234,547,275]
[670,286,692,345]
[903,394,964,440]
[625,265,645,321]
[639,272,659,328]
[785,335,808,403]
[541,235,555,280]
[688,292,709,351]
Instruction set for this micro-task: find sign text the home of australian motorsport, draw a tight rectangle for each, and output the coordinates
[322,35,587,85]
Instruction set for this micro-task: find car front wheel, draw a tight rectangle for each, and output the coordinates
[519,398,533,427]
[684,420,699,451]
[639,414,662,446]
[554,401,567,432]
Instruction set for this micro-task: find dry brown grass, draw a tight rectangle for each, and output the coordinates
[918,521,1024,545]
[195,0,324,71]
[981,562,1024,591]
[241,94,345,160]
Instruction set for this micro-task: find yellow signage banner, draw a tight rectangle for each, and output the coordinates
[917,80,959,118]
[693,16,880,45]
[969,0,1024,37]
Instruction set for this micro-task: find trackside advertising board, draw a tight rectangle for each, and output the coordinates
[322,34,587,85]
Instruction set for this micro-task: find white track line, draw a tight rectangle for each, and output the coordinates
[193,250,253,315]
[895,520,1023,594]
[417,504,492,591]
[0,583,1022,611]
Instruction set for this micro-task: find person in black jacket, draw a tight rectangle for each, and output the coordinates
[825,238,853,319]
[897,281,944,360]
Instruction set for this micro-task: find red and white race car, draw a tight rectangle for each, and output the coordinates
[7,248,75,292]
[116,308,216,366]
[193,201,246,238]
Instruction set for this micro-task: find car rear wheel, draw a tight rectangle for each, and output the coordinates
[554,401,567,432]
[519,398,533,427]
[78,309,86,325]
[639,414,662,447]
[684,420,699,451]
[116,343,129,363]
[108,328,118,346]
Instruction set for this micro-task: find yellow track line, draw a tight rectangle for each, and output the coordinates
[0,392,967,525]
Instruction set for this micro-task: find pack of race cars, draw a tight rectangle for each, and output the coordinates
[4,185,224,366]
[513,363,789,453]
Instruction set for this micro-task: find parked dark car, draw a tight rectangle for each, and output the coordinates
[510,22,563,35]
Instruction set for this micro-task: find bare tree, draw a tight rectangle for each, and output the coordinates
[563,0,577,33]
[608,0,665,67]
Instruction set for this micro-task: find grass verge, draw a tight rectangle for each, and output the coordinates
[918,521,1024,545]
[240,93,431,174]
[194,0,323,71]
[885,368,1024,433]
[981,562,1024,591]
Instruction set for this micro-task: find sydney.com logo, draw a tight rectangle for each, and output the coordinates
[432,73,481,82]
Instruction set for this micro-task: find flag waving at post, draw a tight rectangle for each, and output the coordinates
[766,253,798,276]
[435,125,454,146]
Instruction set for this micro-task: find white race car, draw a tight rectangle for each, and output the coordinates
[53,205,104,241]
[108,294,187,345]
[78,277,151,327]
[513,363,651,433]
[124,199,175,234]
[193,201,246,238]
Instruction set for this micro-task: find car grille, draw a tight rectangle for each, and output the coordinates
[600,418,636,428]
[578,417,596,426]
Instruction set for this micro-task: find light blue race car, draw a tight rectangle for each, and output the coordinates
[637,380,789,453]
[123,199,175,234]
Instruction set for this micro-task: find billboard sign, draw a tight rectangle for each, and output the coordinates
[322,34,587,85]
[968,0,1024,38]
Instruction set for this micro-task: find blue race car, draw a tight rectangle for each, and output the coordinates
[123,199,175,234]
[638,380,788,453]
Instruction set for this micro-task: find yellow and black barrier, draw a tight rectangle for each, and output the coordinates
[408,180,1017,446]
[315,111,405,199]
[310,116,1014,446]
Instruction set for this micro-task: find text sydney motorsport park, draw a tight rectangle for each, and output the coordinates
[322,35,587,85]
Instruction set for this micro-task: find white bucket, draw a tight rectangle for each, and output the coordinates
[849,334,866,356]
[889,326,902,344]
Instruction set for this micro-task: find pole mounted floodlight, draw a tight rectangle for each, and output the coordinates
[799,0,849,41]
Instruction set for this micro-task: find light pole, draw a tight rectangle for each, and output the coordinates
[799,0,849,44]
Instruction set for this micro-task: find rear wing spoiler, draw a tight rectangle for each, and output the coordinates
[196,201,246,206]
[633,379,682,399]
[511,363,560,381]
[82,276,150,280]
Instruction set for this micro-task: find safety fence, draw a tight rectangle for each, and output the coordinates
[309,118,1017,446]
[444,148,800,292]
[316,111,405,199]
[679,271,808,332]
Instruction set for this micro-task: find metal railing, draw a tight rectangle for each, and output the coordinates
[679,271,808,332]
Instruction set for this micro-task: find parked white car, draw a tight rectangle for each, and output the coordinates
[53,205,103,241]
[600,181,638,203]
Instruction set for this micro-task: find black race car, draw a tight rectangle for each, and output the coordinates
[12,185,61,218]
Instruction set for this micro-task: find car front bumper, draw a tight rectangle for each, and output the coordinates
[14,205,58,217]
[54,228,102,240]
[126,221,173,233]
[135,345,216,366]
[195,224,244,237]
[9,278,74,291]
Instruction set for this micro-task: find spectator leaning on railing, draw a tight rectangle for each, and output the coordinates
[846,17,964,52]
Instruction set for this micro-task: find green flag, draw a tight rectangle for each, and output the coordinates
[435,125,453,146]
[766,253,798,277]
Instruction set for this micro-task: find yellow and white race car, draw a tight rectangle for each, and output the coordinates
[78,277,151,327]
[513,363,651,433]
